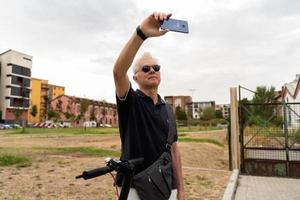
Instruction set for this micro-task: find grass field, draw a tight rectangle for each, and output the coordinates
[3,126,224,136]
[0,127,229,200]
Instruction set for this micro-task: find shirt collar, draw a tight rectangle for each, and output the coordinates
[136,89,165,105]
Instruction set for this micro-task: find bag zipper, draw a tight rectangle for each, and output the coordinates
[159,165,171,193]
[147,175,168,199]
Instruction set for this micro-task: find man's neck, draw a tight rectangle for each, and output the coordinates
[140,87,158,104]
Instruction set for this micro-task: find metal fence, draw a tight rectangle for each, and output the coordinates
[239,86,300,177]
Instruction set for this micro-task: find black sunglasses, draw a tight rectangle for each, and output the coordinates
[141,65,161,73]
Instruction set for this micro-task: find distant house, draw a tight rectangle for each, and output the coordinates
[186,101,215,119]
[164,96,192,113]
[282,74,300,129]
[216,104,230,119]
[50,95,118,127]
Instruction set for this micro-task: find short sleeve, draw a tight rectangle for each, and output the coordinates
[116,84,135,118]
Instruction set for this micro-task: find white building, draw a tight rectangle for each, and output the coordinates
[282,74,300,129]
[0,50,32,123]
[187,101,215,119]
[216,104,230,119]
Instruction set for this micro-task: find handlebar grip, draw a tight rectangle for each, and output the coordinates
[128,157,144,166]
[76,166,112,180]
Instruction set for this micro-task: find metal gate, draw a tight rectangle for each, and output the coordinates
[239,86,300,177]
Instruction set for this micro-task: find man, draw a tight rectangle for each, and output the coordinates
[113,12,185,200]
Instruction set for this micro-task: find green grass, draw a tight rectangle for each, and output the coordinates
[0,146,120,158]
[244,126,284,137]
[179,137,224,147]
[4,127,119,136]
[0,155,31,167]
[177,126,221,133]
[36,147,120,157]
[1,126,224,136]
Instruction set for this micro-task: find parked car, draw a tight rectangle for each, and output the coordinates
[100,123,112,128]
[83,121,97,128]
[11,124,22,128]
[4,124,12,129]
[0,124,6,130]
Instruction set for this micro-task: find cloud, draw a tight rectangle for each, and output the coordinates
[1,0,299,104]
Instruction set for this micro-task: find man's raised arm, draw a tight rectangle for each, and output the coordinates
[113,12,171,98]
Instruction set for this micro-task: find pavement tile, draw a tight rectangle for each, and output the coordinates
[235,175,300,200]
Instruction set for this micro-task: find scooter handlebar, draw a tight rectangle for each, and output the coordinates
[76,166,112,180]
[76,157,144,180]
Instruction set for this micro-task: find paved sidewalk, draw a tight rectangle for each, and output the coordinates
[235,175,300,200]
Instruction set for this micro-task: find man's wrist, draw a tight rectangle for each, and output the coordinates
[136,26,147,40]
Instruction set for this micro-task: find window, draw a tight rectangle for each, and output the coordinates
[11,76,30,87]
[9,64,31,77]
[10,86,30,97]
[9,98,29,108]
[76,104,81,113]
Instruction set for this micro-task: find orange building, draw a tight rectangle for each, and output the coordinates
[28,78,65,123]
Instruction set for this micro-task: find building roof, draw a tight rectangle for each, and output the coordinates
[283,74,300,99]
[187,101,215,104]
[0,49,32,58]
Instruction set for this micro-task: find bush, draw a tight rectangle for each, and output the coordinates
[293,129,300,144]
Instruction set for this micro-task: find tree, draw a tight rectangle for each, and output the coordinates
[64,112,75,120]
[13,108,22,124]
[252,86,276,104]
[202,107,215,121]
[80,99,89,130]
[30,105,38,118]
[215,110,223,119]
[239,98,251,127]
[80,99,89,120]
[250,86,277,126]
[175,106,187,120]
[47,108,59,121]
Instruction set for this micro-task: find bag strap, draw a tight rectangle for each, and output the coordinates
[165,103,176,152]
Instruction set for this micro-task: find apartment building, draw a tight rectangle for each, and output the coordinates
[0,50,32,123]
[164,96,192,113]
[186,101,216,119]
[50,95,118,127]
[215,104,230,119]
[28,78,65,123]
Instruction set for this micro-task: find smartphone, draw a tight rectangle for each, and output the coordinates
[160,18,189,33]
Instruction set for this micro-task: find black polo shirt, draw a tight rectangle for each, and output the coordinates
[115,85,178,187]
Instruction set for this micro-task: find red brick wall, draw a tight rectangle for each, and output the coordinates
[50,95,118,127]
[5,108,28,121]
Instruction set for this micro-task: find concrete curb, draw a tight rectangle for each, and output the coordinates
[222,169,239,200]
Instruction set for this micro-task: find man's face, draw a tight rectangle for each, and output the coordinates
[134,58,161,89]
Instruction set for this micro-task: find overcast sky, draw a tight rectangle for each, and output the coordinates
[1,0,299,104]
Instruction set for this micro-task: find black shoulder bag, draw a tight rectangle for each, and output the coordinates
[133,104,176,200]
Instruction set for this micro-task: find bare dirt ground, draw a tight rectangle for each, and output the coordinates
[0,130,230,200]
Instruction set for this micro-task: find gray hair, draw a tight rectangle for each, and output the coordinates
[132,52,158,74]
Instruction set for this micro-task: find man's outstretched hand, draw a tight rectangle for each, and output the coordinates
[140,12,172,38]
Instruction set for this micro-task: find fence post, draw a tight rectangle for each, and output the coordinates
[282,98,290,177]
[230,87,241,170]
